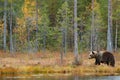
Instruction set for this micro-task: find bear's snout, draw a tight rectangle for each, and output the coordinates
[88,55,92,59]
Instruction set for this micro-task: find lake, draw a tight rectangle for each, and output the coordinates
[1,74,120,80]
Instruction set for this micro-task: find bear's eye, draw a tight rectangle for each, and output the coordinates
[92,51,95,54]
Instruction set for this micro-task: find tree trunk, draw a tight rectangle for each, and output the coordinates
[64,27,67,55]
[27,20,30,53]
[90,0,94,51]
[64,1,67,55]
[43,27,46,53]
[61,28,64,64]
[74,0,79,65]
[107,0,113,52]
[3,0,7,52]
[10,0,13,53]
[35,0,38,52]
[115,21,118,52]
[90,0,95,51]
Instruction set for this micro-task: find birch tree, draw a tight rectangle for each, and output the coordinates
[90,0,95,51]
[74,0,79,65]
[26,18,30,53]
[113,0,120,52]
[10,0,13,53]
[115,21,118,52]
[3,0,7,52]
[107,0,113,52]
[22,0,36,53]
[35,0,38,52]
[90,0,103,51]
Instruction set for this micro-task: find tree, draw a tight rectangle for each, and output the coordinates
[90,0,103,51]
[76,0,91,52]
[35,0,38,52]
[39,5,49,53]
[57,1,72,54]
[1,0,119,53]
[22,0,36,53]
[74,0,79,65]
[90,0,95,51]
[47,0,64,27]
[115,21,118,52]
[10,0,13,53]
[112,0,120,52]
[107,0,113,52]
[3,0,7,52]
[57,1,73,64]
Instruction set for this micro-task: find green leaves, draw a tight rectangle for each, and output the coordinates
[56,1,73,28]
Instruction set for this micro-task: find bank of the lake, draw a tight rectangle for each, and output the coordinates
[0,65,120,76]
[0,51,120,76]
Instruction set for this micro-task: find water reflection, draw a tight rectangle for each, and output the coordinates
[1,75,120,80]
[74,76,79,80]
[73,76,120,80]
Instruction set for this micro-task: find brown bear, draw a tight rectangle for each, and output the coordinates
[89,51,115,67]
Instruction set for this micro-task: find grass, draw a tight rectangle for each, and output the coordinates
[0,51,120,76]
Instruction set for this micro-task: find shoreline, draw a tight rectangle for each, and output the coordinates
[0,52,120,77]
[0,65,120,77]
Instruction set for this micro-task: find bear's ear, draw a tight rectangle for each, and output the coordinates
[92,51,95,54]
[97,50,99,53]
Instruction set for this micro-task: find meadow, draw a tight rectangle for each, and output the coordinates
[0,51,120,76]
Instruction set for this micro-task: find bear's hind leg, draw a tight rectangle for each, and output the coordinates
[106,61,109,65]
[110,63,114,67]
[110,60,115,67]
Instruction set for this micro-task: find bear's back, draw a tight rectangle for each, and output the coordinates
[102,51,114,58]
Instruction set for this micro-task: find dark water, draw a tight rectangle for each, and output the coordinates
[1,75,120,80]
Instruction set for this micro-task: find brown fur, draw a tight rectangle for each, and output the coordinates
[89,51,115,67]
[101,51,115,67]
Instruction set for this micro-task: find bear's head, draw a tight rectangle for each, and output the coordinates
[89,51,98,59]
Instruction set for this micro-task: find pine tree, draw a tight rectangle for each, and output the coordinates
[57,1,72,55]
[57,1,73,63]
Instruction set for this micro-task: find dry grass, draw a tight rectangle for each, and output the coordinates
[0,51,120,76]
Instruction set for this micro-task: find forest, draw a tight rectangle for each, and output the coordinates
[0,0,119,53]
[0,0,120,78]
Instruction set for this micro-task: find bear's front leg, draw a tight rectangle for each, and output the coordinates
[95,59,100,65]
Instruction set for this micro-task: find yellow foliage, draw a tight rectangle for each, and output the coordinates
[15,0,38,42]
[94,0,100,11]
[22,0,36,18]
[14,17,27,42]
[87,0,100,12]
[0,20,4,34]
